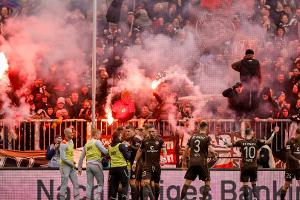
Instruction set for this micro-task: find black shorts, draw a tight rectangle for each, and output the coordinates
[285,168,300,181]
[184,165,210,181]
[135,162,143,181]
[142,165,161,183]
[240,167,257,182]
[130,161,143,180]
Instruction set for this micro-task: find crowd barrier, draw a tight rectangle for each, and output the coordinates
[0,118,297,168]
[0,168,299,200]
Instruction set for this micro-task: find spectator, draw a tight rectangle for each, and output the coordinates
[278,13,291,34]
[46,135,62,168]
[96,68,109,112]
[232,49,262,86]
[79,100,92,120]
[137,105,152,119]
[272,72,289,97]
[254,87,278,120]
[274,26,287,48]
[54,97,67,114]
[66,92,81,119]
[273,106,290,161]
[276,91,291,110]
[289,7,300,40]
[222,82,253,117]
[46,106,56,119]
[36,95,50,111]
[55,109,69,120]
[79,85,91,102]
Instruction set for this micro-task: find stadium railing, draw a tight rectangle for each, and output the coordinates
[0,118,294,151]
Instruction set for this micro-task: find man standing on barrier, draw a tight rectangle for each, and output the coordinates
[108,127,131,200]
[180,121,217,200]
[59,128,79,200]
[280,128,300,200]
[223,127,279,200]
[132,125,167,200]
[78,129,108,200]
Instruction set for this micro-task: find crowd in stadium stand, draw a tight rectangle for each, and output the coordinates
[0,0,300,123]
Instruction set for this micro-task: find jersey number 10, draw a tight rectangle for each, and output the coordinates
[244,146,256,159]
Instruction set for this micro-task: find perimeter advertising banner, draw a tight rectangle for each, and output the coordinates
[1,169,300,200]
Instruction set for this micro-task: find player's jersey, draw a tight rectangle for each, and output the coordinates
[286,138,300,169]
[233,138,265,168]
[141,137,164,167]
[129,135,142,165]
[187,133,211,166]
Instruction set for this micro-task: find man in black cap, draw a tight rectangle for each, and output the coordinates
[222,82,253,117]
[232,49,261,85]
[231,49,261,110]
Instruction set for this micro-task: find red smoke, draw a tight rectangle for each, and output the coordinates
[201,0,232,10]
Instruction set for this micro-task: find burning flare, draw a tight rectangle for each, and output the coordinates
[105,107,114,125]
[0,52,9,79]
[151,79,161,90]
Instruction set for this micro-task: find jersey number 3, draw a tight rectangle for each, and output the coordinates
[194,140,201,153]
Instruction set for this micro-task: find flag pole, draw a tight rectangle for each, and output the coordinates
[92,0,97,129]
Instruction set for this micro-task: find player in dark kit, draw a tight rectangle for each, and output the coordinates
[180,121,217,200]
[126,126,143,200]
[132,125,167,200]
[280,128,300,200]
[223,127,279,200]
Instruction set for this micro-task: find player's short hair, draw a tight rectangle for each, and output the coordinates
[144,124,155,130]
[125,124,134,130]
[245,128,253,135]
[91,129,101,137]
[199,121,208,129]
[55,135,62,139]
[64,128,72,136]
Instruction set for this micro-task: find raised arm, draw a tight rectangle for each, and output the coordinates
[95,140,108,155]
[231,60,242,72]
[265,126,279,144]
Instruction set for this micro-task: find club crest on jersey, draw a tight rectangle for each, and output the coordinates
[155,141,159,145]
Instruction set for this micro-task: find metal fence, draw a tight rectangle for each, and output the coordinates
[0,118,296,151]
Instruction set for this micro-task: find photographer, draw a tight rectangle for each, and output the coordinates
[46,135,62,168]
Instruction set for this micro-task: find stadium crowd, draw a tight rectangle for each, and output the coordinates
[0,0,300,120]
[1,1,300,175]
[0,1,300,123]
